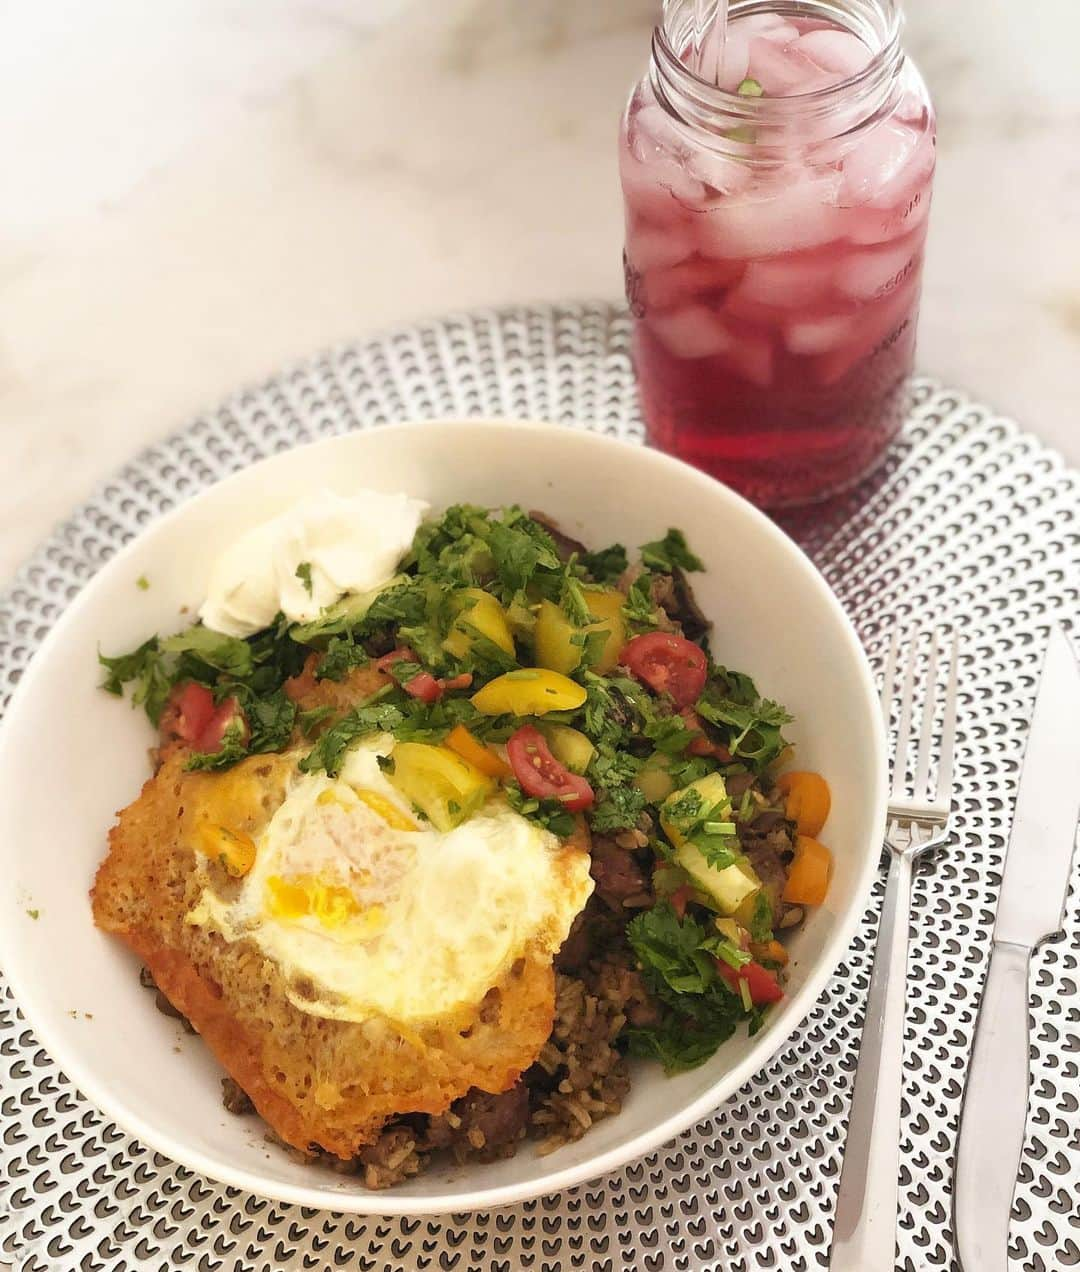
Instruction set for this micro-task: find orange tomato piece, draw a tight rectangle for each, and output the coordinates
[782,834,832,907]
[775,770,831,837]
[445,724,512,780]
[750,938,789,968]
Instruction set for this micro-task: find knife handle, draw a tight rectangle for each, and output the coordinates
[954,940,1032,1272]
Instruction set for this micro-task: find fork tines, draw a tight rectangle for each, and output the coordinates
[880,629,959,822]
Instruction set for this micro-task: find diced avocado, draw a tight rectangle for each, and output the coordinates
[674,843,761,916]
[290,574,407,644]
[634,754,675,804]
[660,772,729,847]
[714,916,744,945]
[539,723,596,775]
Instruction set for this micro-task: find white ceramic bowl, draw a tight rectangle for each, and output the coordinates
[0,421,886,1214]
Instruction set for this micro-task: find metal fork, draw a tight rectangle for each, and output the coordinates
[830,630,959,1271]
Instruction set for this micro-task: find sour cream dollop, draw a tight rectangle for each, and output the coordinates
[199,490,429,637]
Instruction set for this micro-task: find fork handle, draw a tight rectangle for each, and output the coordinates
[829,848,913,1271]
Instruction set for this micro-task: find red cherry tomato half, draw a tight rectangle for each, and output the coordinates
[716,958,784,1006]
[165,682,247,754]
[506,724,595,813]
[194,697,247,754]
[621,632,708,709]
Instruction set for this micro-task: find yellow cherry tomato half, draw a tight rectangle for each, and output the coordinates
[443,588,516,659]
[384,742,493,832]
[471,668,587,716]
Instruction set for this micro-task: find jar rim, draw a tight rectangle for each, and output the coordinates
[650,0,906,137]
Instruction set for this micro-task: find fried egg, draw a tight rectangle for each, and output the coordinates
[186,735,593,1025]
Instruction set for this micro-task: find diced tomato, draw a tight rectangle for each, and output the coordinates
[193,697,247,754]
[621,632,708,708]
[440,672,474,692]
[716,957,784,1006]
[403,671,443,702]
[506,724,594,812]
[376,650,473,703]
[172,682,215,744]
[680,707,733,761]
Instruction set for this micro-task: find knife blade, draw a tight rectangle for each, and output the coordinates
[954,626,1080,1272]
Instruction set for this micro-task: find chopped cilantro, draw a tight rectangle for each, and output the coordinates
[160,625,254,677]
[504,782,576,838]
[624,901,755,1072]
[626,1014,737,1073]
[392,696,484,744]
[135,575,150,591]
[299,690,403,776]
[316,637,369,682]
[627,903,717,995]
[298,705,334,737]
[622,573,659,629]
[695,670,793,772]
[639,529,704,574]
[581,543,628,585]
[26,908,39,920]
[243,689,297,753]
[295,561,313,595]
[588,746,646,832]
[559,573,592,627]
[644,714,697,755]
[99,637,173,725]
[185,715,250,772]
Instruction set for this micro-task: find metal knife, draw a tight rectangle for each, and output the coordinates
[954,626,1080,1272]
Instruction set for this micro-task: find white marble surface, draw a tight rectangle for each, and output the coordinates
[2,0,1077,585]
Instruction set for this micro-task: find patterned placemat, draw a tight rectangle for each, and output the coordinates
[1,303,1077,1272]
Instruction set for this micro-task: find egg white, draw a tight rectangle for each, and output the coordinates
[187,735,593,1025]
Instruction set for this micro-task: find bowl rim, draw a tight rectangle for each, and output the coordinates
[0,417,887,1214]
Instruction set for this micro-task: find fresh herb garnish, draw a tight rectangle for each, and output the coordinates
[298,705,334,737]
[625,901,751,1072]
[504,782,577,838]
[316,637,369,682]
[295,561,314,595]
[639,529,704,574]
[185,715,250,772]
[299,690,403,776]
[695,668,792,772]
[581,543,628,585]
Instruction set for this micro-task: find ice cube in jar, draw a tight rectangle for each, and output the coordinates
[619,1,935,507]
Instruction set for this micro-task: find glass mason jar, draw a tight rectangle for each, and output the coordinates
[619,0,935,507]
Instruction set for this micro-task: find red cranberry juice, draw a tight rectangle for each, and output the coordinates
[620,12,936,506]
